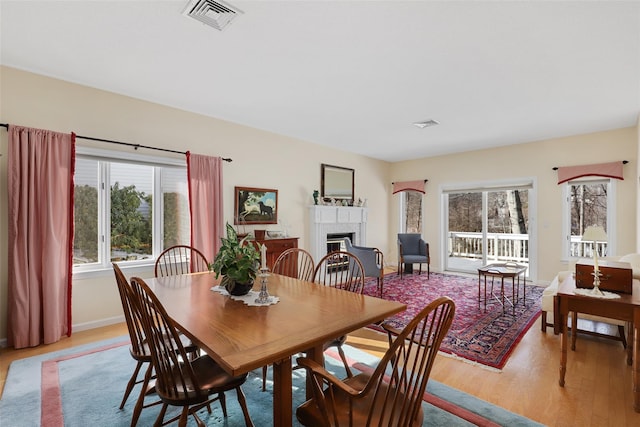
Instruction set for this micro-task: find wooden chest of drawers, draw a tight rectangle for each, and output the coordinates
[253,237,299,269]
[575,259,633,294]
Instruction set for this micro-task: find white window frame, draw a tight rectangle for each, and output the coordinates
[439,177,537,281]
[561,178,616,261]
[73,147,187,277]
[398,191,408,233]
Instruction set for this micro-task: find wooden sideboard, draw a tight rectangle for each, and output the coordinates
[252,237,299,269]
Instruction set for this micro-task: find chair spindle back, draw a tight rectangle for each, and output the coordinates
[273,248,315,281]
[313,251,365,294]
[154,245,209,278]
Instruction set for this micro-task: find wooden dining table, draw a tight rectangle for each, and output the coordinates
[142,271,406,426]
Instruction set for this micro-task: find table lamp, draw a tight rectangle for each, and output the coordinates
[582,225,608,296]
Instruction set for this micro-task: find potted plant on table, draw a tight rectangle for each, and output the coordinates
[210,223,261,296]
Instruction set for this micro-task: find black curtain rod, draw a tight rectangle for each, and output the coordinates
[0,123,232,162]
[391,179,429,184]
[552,160,628,170]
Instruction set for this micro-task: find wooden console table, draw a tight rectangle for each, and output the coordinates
[252,237,299,269]
[556,275,640,412]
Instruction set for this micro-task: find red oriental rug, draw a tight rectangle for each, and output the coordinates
[363,271,543,370]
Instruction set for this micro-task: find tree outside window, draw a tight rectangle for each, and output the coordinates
[568,180,608,257]
[402,190,423,233]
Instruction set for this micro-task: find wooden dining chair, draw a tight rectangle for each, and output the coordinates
[154,245,209,278]
[313,251,366,378]
[128,275,254,427]
[296,296,455,427]
[261,247,316,391]
[114,263,202,425]
[113,263,160,426]
[313,250,366,294]
[272,247,315,281]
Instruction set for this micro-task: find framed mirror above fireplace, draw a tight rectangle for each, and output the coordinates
[321,164,354,203]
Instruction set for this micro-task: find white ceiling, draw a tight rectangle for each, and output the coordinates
[1,0,639,162]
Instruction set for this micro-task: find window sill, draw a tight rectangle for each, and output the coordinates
[73,262,154,280]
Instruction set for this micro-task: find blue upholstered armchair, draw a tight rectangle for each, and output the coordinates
[343,238,385,296]
[397,233,430,279]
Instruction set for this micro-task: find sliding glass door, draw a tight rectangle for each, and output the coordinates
[446,192,483,272]
[444,185,531,275]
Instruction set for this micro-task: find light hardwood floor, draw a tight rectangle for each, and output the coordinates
[1,316,639,426]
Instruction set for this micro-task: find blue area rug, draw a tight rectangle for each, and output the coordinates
[0,336,544,426]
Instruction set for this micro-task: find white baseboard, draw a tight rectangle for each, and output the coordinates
[72,315,125,332]
[0,315,125,348]
[535,279,552,287]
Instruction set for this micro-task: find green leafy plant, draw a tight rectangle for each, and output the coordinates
[210,223,261,291]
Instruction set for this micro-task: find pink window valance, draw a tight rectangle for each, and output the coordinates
[392,180,426,194]
[556,161,625,185]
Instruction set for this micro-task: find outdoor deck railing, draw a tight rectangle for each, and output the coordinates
[569,236,608,258]
[448,232,607,265]
[448,232,529,263]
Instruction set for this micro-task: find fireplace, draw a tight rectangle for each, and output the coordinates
[308,206,368,263]
[325,232,355,272]
[326,232,354,254]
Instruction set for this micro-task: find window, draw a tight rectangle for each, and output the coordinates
[73,147,190,273]
[399,190,423,233]
[563,178,615,259]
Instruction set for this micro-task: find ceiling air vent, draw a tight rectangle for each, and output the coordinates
[183,0,243,31]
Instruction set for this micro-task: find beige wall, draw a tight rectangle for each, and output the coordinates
[637,113,640,250]
[389,127,638,283]
[0,65,638,344]
[0,66,390,340]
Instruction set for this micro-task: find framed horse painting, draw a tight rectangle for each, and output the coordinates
[234,186,278,225]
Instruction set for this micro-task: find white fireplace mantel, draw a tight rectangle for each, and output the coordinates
[308,205,368,262]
